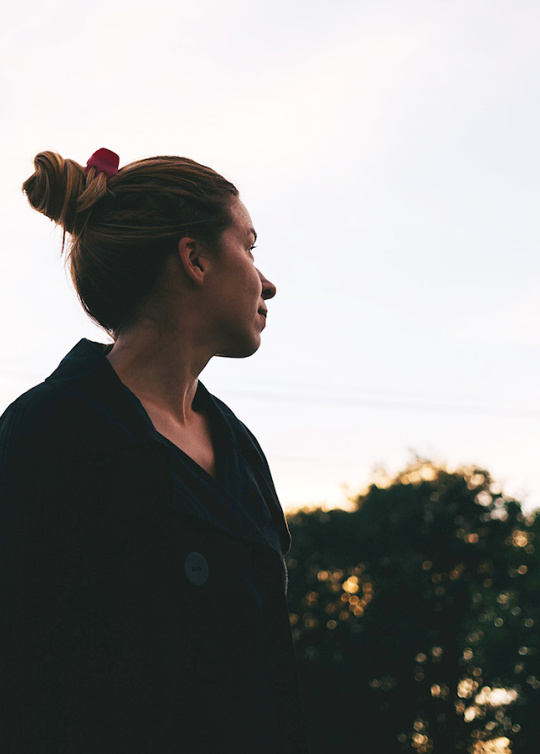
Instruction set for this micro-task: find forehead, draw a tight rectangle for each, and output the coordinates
[228,198,256,239]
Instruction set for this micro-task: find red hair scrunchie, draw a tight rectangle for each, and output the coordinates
[85,148,120,179]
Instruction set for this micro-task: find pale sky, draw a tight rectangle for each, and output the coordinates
[1,0,539,511]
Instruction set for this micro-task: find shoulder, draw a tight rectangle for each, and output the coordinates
[0,382,87,507]
[0,381,78,447]
[2,340,160,461]
[0,382,89,488]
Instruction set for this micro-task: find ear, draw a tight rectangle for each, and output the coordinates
[177,237,211,286]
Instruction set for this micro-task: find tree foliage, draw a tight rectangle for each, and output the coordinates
[286,461,540,753]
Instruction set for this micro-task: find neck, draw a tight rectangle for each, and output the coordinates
[106,320,212,424]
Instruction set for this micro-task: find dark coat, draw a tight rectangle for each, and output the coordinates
[0,340,309,753]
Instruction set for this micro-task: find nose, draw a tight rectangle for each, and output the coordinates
[258,269,277,300]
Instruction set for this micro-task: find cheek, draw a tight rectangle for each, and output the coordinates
[234,266,261,302]
[249,266,263,295]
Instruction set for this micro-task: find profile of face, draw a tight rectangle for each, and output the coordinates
[205,197,277,359]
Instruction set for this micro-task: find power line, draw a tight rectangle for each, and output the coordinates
[216,387,540,420]
[2,368,539,420]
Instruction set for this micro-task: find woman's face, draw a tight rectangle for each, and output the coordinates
[205,197,276,358]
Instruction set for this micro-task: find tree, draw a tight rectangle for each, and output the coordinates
[286,461,539,753]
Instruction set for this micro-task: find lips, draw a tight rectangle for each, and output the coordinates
[258,308,267,329]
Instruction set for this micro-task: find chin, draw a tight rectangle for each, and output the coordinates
[216,337,262,359]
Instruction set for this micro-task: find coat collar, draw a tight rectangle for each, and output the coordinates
[46,339,158,457]
[45,339,292,554]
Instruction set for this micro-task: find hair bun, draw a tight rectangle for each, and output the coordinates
[22,151,109,236]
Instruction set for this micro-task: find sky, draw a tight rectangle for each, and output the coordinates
[1,0,539,512]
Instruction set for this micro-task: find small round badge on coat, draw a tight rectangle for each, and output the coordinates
[184,552,209,586]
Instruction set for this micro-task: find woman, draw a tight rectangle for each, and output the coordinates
[0,149,309,753]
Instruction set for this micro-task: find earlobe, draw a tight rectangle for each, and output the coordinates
[178,237,207,286]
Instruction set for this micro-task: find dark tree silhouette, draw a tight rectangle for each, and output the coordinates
[286,461,539,753]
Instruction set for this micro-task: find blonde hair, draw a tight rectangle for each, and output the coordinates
[23,151,238,334]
